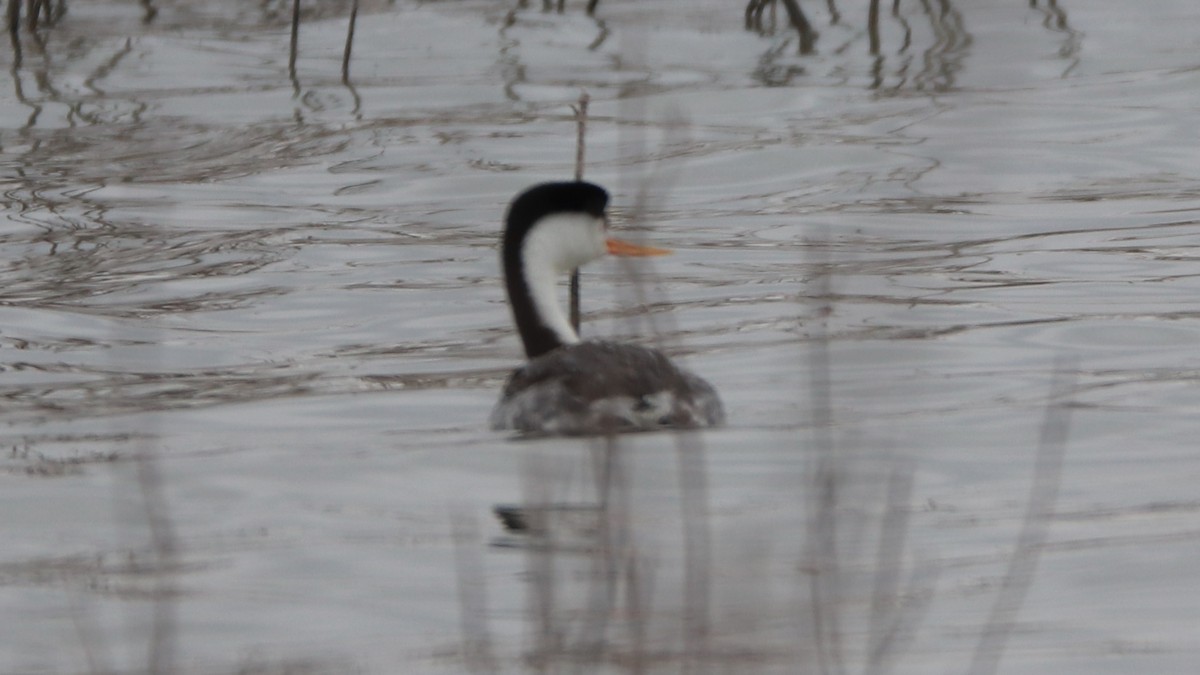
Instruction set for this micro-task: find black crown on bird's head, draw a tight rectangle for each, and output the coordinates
[504,181,609,242]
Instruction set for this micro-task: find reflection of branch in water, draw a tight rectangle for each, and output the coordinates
[541,0,599,16]
[825,0,841,25]
[7,27,148,129]
[288,0,301,97]
[5,0,18,36]
[340,0,357,83]
[6,0,23,67]
[586,15,608,50]
[24,0,48,31]
[752,38,807,87]
[876,0,915,90]
[910,0,971,92]
[8,66,41,127]
[495,3,609,103]
[745,0,978,91]
[779,0,818,55]
[496,11,524,102]
[893,0,912,51]
[751,0,1012,86]
[745,0,817,54]
[340,0,363,116]
[140,0,158,24]
[1029,0,1082,78]
[868,0,881,54]
[82,36,132,107]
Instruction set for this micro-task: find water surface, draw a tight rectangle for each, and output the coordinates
[2,0,1199,672]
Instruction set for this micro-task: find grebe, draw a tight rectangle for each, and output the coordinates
[489,181,724,435]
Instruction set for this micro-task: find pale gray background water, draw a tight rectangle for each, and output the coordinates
[2,0,1198,672]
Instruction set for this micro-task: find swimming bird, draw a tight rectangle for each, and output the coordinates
[490,181,724,435]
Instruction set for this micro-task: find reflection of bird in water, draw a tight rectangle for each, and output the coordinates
[490,182,724,435]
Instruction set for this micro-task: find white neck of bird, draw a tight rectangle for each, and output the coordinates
[519,213,607,348]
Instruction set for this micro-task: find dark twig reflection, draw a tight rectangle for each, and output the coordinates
[6,0,69,65]
[497,10,523,102]
[496,2,608,102]
[536,0,601,14]
[341,0,358,83]
[288,0,301,96]
[7,1,21,68]
[783,0,818,54]
[83,37,132,98]
[8,59,40,127]
[911,0,971,92]
[742,0,1004,92]
[868,0,881,54]
[802,233,842,675]
[825,0,841,25]
[25,0,47,31]
[893,0,912,53]
[753,39,806,87]
[586,15,608,51]
[1030,0,1082,77]
[746,0,817,54]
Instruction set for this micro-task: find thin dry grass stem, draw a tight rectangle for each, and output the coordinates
[794,236,938,675]
[524,452,570,671]
[612,100,714,670]
[517,439,643,673]
[613,109,691,356]
[66,582,112,675]
[867,462,913,641]
[507,435,639,672]
[863,459,938,675]
[803,234,836,457]
[675,431,712,673]
[570,436,628,671]
[866,562,938,675]
[622,534,654,675]
[452,511,498,674]
[806,457,844,675]
[569,90,590,334]
[801,233,845,675]
[967,358,1077,675]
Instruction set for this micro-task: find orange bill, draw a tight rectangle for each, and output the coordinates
[606,237,671,257]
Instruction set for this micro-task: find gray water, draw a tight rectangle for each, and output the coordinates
[2,0,1199,672]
